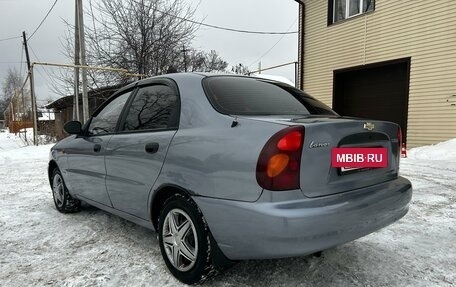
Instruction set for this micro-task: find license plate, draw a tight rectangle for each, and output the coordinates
[331,147,388,169]
[340,166,362,172]
[339,166,372,175]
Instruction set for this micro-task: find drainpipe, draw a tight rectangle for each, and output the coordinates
[294,0,305,90]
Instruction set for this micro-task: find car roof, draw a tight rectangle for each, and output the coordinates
[114,72,291,96]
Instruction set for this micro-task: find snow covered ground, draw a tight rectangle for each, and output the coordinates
[0,132,455,287]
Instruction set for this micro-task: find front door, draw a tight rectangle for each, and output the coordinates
[65,90,132,206]
[105,82,180,219]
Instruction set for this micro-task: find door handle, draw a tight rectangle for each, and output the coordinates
[93,144,102,153]
[145,142,159,154]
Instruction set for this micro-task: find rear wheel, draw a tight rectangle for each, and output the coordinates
[51,168,81,213]
[158,194,232,284]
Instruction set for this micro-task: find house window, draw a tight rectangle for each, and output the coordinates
[331,0,374,24]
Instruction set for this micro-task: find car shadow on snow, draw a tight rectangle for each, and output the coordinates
[203,235,436,287]
[68,204,416,287]
[204,249,363,286]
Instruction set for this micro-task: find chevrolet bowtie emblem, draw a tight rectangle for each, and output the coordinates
[364,122,375,131]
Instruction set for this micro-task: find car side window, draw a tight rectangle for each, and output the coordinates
[122,84,179,131]
[87,91,131,136]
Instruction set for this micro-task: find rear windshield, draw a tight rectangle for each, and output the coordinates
[203,76,337,116]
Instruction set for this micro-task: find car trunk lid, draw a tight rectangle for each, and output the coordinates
[241,115,401,197]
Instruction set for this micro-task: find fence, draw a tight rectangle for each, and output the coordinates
[8,121,34,134]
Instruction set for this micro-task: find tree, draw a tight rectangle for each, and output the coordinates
[0,68,28,119]
[184,49,228,72]
[54,0,228,96]
[231,63,250,75]
[88,0,199,75]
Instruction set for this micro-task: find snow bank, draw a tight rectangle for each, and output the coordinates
[407,138,456,161]
[0,128,56,149]
[0,131,25,151]
[0,131,53,164]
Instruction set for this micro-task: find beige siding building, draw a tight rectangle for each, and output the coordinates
[297,0,456,147]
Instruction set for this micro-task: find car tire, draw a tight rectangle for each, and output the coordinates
[158,194,233,285]
[51,168,81,213]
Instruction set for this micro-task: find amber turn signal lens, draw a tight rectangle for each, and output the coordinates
[267,154,290,177]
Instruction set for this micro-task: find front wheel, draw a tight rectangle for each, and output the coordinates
[51,168,81,213]
[158,194,232,284]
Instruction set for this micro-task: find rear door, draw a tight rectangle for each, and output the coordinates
[65,90,132,206]
[105,80,180,219]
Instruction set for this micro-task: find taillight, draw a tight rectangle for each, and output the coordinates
[277,131,302,151]
[256,126,305,191]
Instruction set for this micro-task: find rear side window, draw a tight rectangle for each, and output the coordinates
[122,84,179,131]
[203,76,336,116]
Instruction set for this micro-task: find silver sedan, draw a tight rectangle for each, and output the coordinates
[48,73,412,284]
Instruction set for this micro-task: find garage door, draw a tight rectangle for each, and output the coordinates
[333,58,410,142]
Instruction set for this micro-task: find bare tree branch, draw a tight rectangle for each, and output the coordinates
[54,0,228,96]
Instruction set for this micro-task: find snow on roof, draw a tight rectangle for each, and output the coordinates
[408,138,456,161]
[38,109,55,121]
[251,73,295,86]
[38,113,55,121]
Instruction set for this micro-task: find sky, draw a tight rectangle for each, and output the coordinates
[0,0,299,106]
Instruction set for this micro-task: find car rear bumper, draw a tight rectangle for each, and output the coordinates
[193,176,412,260]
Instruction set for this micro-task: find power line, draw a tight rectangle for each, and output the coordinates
[0,36,21,42]
[248,18,298,68]
[28,0,59,40]
[150,5,297,35]
[28,44,57,87]
[0,61,25,64]
[184,18,297,35]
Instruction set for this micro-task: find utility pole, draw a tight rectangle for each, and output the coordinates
[73,0,80,121]
[294,61,299,89]
[17,89,27,142]
[258,61,262,74]
[22,31,38,146]
[182,45,188,72]
[294,0,305,90]
[77,0,89,123]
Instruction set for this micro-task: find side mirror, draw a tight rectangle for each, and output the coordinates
[63,121,83,135]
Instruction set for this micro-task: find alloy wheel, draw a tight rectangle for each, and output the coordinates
[52,174,64,208]
[162,208,198,272]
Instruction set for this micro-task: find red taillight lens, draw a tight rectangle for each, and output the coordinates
[277,131,302,151]
[256,126,305,191]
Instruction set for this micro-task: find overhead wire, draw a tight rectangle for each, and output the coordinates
[0,0,58,55]
[141,1,298,35]
[28,44,58,90]
[28,45,60,108]
[27,0,59,40]
[248,18,298,69]
[176,17,298,35]
[93,0,298,35]
[0,61,25,64]
[0,36,21,42]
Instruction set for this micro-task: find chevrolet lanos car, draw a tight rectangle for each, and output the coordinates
[48,73,412,284]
